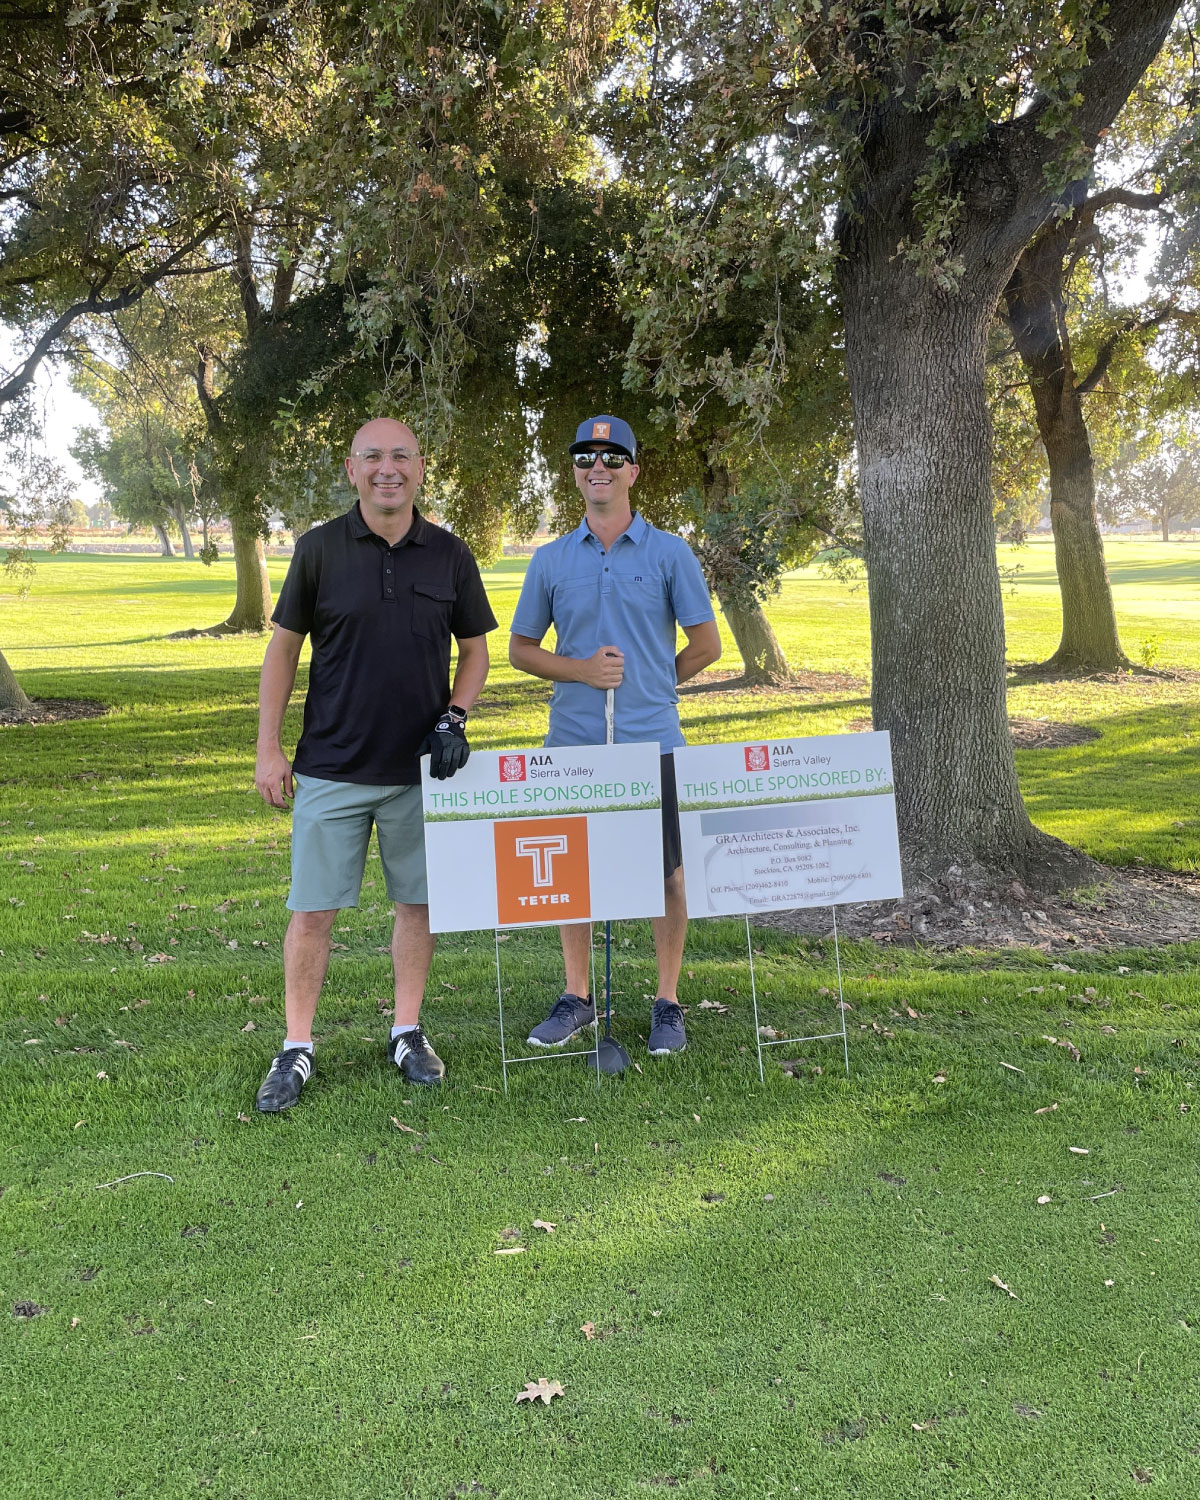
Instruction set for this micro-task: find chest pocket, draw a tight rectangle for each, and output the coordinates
[412,581,456,640]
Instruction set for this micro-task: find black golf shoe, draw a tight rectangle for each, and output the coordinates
[255,1047,313,1112]
[388,1026,446,1087]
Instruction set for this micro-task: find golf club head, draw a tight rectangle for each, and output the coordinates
[580,1035,632,1075]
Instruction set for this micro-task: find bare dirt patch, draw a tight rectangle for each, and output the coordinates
[758,866,1200,951]
[681,667,867,697]
[0,697,108,728]
[846,716,1101,749]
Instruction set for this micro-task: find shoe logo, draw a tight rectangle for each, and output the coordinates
[494,816,591,925]
[745,744,770,772]
[500,753,526,782]
[514,833,569,887]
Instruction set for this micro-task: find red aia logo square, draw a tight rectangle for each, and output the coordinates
[744,745,770,772]
[499,753,527,783]
[494,816,590,926]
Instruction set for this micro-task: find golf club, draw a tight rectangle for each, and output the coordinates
[584,678,631,1075]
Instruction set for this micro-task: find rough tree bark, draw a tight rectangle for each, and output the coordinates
[715,590,791,685]
[154,523,176,557]
[167,501,196,560]
[224,516,272,631]
[1003,225,1130,670]
[194,346,271,630]
[700,462,791,684]
[832,0,1177,885]
[0,648,32,711]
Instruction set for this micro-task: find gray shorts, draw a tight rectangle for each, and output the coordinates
[288,775,428,911]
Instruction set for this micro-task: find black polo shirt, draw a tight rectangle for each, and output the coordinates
[273,504,497,785]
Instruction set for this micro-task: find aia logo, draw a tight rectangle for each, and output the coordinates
[500,754,526,783]
[745,745,770,772]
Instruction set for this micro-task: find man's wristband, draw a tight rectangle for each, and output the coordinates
[446,705,468,726]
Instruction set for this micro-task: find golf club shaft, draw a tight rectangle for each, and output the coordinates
[604,686,614,1037]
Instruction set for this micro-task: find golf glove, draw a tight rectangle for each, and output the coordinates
[421,706,470,779]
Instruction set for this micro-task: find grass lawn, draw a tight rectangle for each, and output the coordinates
[2,537,1200,1498]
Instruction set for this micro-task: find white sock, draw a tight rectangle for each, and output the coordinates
[390,1023,417,1041]
[283,1038,314,1054]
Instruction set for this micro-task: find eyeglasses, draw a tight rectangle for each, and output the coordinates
[352,448,420,464]
[573,450,630,470]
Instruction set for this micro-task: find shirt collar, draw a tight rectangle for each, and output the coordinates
[348,501,427,545]
[573,510,648,547]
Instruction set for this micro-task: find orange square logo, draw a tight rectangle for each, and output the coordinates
[591,421,611,439]
[494,816,591,926]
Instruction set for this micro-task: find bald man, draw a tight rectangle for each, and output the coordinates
[252,419,497,1110]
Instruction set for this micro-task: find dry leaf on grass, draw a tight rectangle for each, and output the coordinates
[931,1073,947,1084]
[1036,1195,1053,1205]
[1042,1035,1082,1062]
[390,1117,420,1135]
[1069,1146,1090,1155]
[692,1113,701,1123]
[1034,1103,1059,1115]
[989,1275,1019,1300]
[494,1247,525,1256]
[532,1219,556,1233]
[515,1378,564,1405]
[999,1062,1025,1074]
[236,1112,251,1124]
[580,1322,595,1341]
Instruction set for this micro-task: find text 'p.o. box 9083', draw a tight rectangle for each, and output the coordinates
[673,732,903,917]
[421,743,666,934]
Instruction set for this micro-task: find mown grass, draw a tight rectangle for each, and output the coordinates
[2,537,1200,1499]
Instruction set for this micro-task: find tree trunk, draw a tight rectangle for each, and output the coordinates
[838,264,1075,885]
[1161,508,1170,542]
[223,515,272,631]
[154,523,176,557]
[168,502,196,560]
[0,647,31,710]
[716,589,791,685]
[1003,231,1129,671]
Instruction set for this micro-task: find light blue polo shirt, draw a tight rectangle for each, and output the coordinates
[511,512,716,752]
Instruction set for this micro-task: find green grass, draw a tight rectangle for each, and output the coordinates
[2,536,1200,1498]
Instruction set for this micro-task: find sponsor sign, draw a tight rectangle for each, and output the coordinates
[673,732,903,917]
[422,743,665,933]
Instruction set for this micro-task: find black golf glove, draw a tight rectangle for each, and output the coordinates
[420,706,470,780]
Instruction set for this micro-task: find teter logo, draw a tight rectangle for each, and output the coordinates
[494,816,590,926]
[591,421,611,440]
[499,754,526,783]
[745,745,770,772]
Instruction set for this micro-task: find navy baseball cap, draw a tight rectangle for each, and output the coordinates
[569,414,637,459]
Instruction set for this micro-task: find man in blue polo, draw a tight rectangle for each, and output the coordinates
[509,414,722,1056]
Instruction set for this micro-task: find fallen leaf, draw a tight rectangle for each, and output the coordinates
[532,1219,556,1233]
[240,1021,256,1032]
[494,1247,525,1256]
[999,1062,1025,1074]
[580,1322,595,1341]
[931,1073,946,1084]
[1069,1146,1090,1155]
[1104,1278,1115,1287]
[69,1317,81,1329]
[390,1117,420,1134]
[236,1112,251,1123]
[692,1113,701,1123]
[758,1026,780,1039]
[989,1274,1018,1299]
[1034,1103,1058,1115]
[515,1378,564,1406]
[565,1116,587,1123]
[1036,1195,1053,1205]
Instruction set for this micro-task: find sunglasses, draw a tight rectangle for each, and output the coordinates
[573,450,631,470]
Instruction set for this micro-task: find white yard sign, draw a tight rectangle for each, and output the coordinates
[673,732,903,917]
[422,743,665,934]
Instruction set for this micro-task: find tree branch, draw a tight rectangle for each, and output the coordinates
[0,212,227,407]
[1074,302,1177,397]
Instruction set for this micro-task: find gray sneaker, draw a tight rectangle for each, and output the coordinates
[648,999,687,1056]
[527,993,596,1048]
